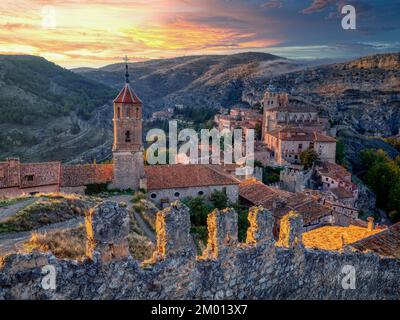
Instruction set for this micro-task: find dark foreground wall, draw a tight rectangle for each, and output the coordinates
[0,202,399,300]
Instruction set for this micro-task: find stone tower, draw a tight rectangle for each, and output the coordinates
[111,58,146,190]
[261,83,289,139]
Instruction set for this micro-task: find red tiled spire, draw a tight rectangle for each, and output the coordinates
[113,56,142,104]
[113,83,142,104]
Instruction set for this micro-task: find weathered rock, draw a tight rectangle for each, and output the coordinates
[0,201,399,300]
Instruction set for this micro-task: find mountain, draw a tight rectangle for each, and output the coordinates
[74,52,303,112]
[0,55,117,163]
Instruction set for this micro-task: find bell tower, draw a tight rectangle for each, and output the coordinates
[111,56,146,190]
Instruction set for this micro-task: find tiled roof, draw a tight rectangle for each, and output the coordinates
[329,187,354,199]
[239,179,332,224]
[318,161,351,181]
[114,83,142,104]
[303,225,382,251]
[348,223,400,258]
[145,164,239,190]
[267,127,336,142]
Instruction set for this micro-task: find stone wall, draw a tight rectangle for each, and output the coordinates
[60,164,113,187]
[0,201,399,300]
[148,185,239,207]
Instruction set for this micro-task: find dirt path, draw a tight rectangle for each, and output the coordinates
[107,195,156,243]
[0,197,38,223]
[0,218,84,256]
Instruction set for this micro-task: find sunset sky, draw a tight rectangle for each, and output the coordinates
[1,0,399,68]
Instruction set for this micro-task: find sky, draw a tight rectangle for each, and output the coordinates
[0,0,399,68]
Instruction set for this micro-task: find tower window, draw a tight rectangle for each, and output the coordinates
[126,106,130,118]
[125,131,131,142]
[117,107,121,119]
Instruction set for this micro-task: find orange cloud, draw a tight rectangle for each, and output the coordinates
[0,0,283,67]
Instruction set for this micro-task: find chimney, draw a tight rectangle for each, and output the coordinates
[367,217,374,231]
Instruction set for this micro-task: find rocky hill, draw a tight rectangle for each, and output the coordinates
[74,52,302,112]
[0,55,117,163]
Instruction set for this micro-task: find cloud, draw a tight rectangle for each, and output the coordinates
[261,0,283,9]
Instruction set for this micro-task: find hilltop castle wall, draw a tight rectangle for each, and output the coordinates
[0,201,399,300]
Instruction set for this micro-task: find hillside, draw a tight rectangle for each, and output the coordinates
[0,55,117,163]
[74,52,302,111]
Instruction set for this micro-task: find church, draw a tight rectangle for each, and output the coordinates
[0,61,240,205]
[261,84,336,165]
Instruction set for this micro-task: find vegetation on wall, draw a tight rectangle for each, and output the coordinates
[300,149,319,169]
[183,190,248,243]
[360,149,400,222]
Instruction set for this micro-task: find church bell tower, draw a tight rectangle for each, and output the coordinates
[111,57,146,190]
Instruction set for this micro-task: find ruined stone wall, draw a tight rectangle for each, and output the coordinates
[60,164,113,188]
[20,162,60,188]
[0,202,399,300]
[0,159,20,189]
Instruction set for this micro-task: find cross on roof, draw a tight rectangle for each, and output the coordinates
[124,56,130,83]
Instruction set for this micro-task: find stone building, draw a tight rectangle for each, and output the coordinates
[261,83,328,137]
[111,62,146,190]
[314,161,359,206]
[145,164,239,207]
[264,126,336,165]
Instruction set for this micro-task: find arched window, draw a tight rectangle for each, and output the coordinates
[117,107,121,119]
[125,131,131,142]
[126,106,130,118]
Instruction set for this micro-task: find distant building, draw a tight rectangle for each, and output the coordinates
[264,126,336,165]
[151,109,174,121]
[261,83,328,137]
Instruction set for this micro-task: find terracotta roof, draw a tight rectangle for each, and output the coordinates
[239,179,332,224]
[114,83,142,104]
[145,164,239,190]
[348,223,400,258]
[267,127,336,142]
[318,161,351,181]
[303,225,382,251]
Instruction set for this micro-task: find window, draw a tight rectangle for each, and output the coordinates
[174,192,180,198]
[126,106,130,118]
[24,175,34,182]
[198,190,204,196]
[117,107,121,119]
[150,193,157,199]
[299,144,303,149]
[125,131,131,142]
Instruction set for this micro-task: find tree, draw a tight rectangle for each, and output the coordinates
[300,149,319,169]
[360,149,400,221]
[183,196,212,226]
[336,139,345,164]
[210,190,228,209]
